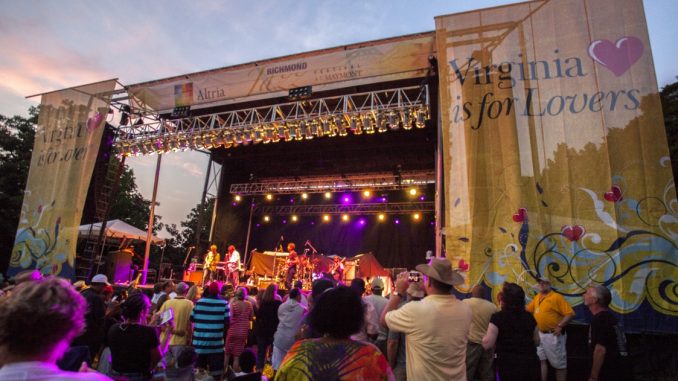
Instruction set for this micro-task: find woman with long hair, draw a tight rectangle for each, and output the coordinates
[225,286,254,372]
[254,284,282,371]
[276,286,394,380]
[482,282,540,381]
[108,293,172,381]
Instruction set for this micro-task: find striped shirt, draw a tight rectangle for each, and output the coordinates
[190,296,230,354]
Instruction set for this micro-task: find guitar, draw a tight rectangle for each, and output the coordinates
[330,257,346,274]
[204,252,219,271]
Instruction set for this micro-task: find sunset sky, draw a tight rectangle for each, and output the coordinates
[2,0,676,237]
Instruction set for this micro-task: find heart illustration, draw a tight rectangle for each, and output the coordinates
[87,111,104,131]
[603,185,623,202]
[512,208,527,223]
[458,259,469,272]
[588,36,644,77]
[561,225,586,241]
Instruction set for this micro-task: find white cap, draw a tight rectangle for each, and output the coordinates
[91,274,110,285]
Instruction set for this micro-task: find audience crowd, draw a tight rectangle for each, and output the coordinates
[0,260,629,381]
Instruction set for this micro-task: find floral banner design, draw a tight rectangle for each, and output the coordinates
[436,0,677,329]
[9,80,116,279]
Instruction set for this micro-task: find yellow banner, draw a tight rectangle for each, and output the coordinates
[436,0,678,317]
[9,80,116,278]
[128,34,435,112]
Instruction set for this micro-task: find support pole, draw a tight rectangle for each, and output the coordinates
[195,157,213,251]
[142,154,162,285]
[243,196,256,267]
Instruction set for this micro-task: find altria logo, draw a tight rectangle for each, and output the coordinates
[448,42,643,130]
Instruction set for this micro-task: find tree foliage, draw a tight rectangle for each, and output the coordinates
[660,79,678,185]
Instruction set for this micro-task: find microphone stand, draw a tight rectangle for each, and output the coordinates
[273,236,284,281]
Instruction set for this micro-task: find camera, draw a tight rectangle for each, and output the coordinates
[408,271,422,283]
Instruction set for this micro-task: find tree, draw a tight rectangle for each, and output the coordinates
[166,198,215,250]
[660,79,678,186]
[0,107,38,271]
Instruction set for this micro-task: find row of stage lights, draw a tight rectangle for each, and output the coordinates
[259,213,427,224]
[117,107,429,156]
[233,189,422,203]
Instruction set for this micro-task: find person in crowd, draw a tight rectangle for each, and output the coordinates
[254,284,282,371]
[365,278,389,353]
[271,288,306,372]
[151,282,164,305]
[463,285,498,381]
[349,278,379,341]
[226,245,241,286]
[526,276,575,381]
[232,348,268,380]
[276,286,394,380]
[381,258,471,381]
[295,278,334,340]
[584,284,629,381]
[386,279,425,381]
[186,284,200,304]
[248,286,260,310]
[0,276,112,381]
[165,346,198,381]
[292,280,308,309]
[108,292,172,381]
[159,282,194,368]
[482,282,540,381]
[226,287,254,372]
[153,280,175,314]
[191,282,230,380]
[71,273,110,364]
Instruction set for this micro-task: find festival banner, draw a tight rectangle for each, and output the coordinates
[128,33,435,112]
[9,80,116,279]
[436,0,677,329]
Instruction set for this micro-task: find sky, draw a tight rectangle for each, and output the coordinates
[1,0,677,238]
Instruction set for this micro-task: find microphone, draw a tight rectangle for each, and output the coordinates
[280,235,284,241]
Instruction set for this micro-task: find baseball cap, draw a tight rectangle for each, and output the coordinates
[371,278,384,290]
[91,274,110,286]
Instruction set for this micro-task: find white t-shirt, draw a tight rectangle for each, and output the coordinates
[0,362,112,381]
[385,294,472,381]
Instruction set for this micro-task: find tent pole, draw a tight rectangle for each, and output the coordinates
[142,154,162,285]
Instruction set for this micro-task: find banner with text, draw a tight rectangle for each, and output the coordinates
[128,34,435,112]
[436,0,677,330]
[9,80,116,279]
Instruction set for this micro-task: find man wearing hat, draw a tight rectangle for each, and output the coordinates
[71,274,110,363]
[365,278,389,353]
[381,258,472,381]
[526,276,575,381]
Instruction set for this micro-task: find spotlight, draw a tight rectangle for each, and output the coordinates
[266,194,273,201]
[416,107,428,128]
[377,112,388,133]
[264,126,274,143]
[409,188,418,196]
[387,111,400,130]
[362,114,375,134]
[264,216,270,222]
[291,215,298,222]
[323,214,331,222]
[350,115,362,135]
[413,213,421,220]
[395,219,400,225]
[234,195,241,202]
[402,109,413,130]
[363,190,371,197]
[301,193,308,200]
[378,213,386,221]
[324,192,332,199]
[342,214,349,222]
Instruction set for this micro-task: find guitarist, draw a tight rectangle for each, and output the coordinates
[202,244,220,286]
[330,256,346,283]
[226,245,241,285]
[284,243,299,290]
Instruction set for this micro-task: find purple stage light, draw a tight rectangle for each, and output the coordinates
[232,202,237,206]
[256,223,261,228]
[381,197,387,202]
[282,219,287,224]
[341,194,353,204]
[359,218,366,225]
[395,219,400,224]
[419,196,425,201]
[290,198,295,203]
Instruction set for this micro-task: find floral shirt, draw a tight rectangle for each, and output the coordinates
[276,338,394,381]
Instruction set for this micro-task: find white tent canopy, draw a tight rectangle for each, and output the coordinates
[78,219,165,244]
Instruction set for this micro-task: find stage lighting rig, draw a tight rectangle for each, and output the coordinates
[288,86,312,100]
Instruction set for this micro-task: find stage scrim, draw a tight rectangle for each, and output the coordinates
[9,80,116,278]
[436,0,677,331]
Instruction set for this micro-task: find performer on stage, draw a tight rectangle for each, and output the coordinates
[226,245,241,285]
[203,244,220,285]
[330,256,345,283]
[284,243,299,290]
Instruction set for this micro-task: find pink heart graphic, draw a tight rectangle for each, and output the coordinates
[512,208,527,223]
[87,111,104,132]
[561,225,586,242]
[458,259,469,272]
[603,185,623,202]
[588,37,644,77]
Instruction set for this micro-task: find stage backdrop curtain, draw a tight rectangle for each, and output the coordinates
[9,80,116,279]
[436,0,677,331]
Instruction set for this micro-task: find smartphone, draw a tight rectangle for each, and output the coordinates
[408,271,422,283]
[160,308,174,325]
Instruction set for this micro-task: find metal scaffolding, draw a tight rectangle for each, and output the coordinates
[253,201,434,216]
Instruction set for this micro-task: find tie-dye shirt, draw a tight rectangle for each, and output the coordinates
[276,338,394,381]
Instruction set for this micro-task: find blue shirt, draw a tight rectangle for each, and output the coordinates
[190,296,230,354]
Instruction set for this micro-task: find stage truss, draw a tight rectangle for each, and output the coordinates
[254,201,434,216]
[112,84,430,156]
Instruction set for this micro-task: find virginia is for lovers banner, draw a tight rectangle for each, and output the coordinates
[436,0,677,331]
[9,80,116,279]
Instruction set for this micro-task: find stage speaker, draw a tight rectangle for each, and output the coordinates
[107,251,132,284]
[184,271,203,285]
[344,261,356,282]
